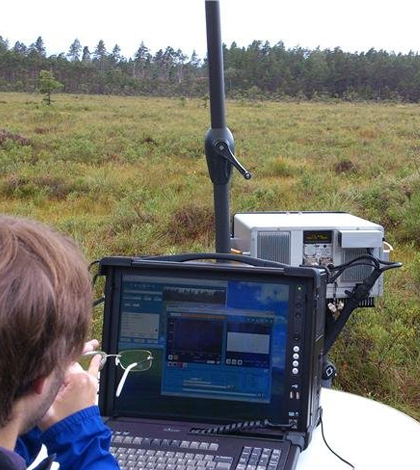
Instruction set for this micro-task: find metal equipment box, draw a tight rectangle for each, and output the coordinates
[232,211,386,304]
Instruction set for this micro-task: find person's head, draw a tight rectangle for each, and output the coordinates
[0,215,93,428]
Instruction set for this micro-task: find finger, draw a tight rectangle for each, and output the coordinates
[70,362,84,373]
[87,353,102,377]
[83,339,100,354]
[62,362,84,383]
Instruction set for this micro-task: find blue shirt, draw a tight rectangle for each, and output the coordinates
[15,406,119,470]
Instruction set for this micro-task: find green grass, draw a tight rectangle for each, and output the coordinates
[1,92,420,420]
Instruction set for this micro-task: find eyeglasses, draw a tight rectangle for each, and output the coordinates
[78,349,153,397]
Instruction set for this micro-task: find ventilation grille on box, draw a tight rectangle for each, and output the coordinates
[257,231,291,264]
[328,296,375,308]
[341,248,373,282]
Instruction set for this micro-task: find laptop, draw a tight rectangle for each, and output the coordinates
[97,255,327,470]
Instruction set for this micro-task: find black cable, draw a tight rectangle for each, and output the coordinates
[327,256,380,283]
[327,254,401,284]
[93,296,105,307]
[88,259,100,272]
[319,409,355,469]
[329,262,376,283]
[89,259,104,306]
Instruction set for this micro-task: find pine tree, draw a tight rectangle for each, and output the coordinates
[82,46,91,62]
[93,40,107,72]
[13,41,27,55]
[68,39,82,61]
[39,70,63,105]
[111,44,123,64]
[30,36,46,57]
[0,36,9,53]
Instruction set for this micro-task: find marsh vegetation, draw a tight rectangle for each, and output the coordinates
[1,92,419,419]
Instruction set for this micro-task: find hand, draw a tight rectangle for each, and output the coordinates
[38,354,102,431]
[83,338,100,354]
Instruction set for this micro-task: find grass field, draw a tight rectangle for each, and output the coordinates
[1,92,419,420]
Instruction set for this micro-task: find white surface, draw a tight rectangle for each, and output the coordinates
[298,388,420,470]
[29,388,420,470]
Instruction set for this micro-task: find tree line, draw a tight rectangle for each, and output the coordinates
[1,35,420,101]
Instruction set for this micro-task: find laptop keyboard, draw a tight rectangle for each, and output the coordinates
[110,432,282,470]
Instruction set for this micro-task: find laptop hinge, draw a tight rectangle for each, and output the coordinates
[283,432,305,451]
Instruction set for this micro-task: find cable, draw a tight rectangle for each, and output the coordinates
[326,254,401,284]
[327,255,380,283]
[89,259,104,306]
[93,296,105,307]
[88,259,100,272]
[319,409,355,469]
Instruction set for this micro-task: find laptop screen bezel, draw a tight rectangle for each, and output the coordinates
[98,258,324,432]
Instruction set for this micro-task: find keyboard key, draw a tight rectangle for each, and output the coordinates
[215,463,232,470]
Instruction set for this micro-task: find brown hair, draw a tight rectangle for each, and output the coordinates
[0,215,93,427]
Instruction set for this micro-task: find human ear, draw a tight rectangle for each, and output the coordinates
[31,377,48,395]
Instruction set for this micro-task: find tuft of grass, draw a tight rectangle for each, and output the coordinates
[166,204,215,246]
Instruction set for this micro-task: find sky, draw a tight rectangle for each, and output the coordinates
[1,0,419,60]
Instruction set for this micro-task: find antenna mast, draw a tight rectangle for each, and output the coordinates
[204,0,251,253]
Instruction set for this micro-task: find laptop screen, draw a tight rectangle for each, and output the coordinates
[101,261,321,428]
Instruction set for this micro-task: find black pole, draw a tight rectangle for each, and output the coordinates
[205,0,231,254]
[204,0,251,254]
[205,0,226,130]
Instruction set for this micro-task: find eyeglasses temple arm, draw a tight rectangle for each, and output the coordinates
[116,362,138,398]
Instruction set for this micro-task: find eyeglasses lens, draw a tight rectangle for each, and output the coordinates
[78,351,107,371]
[119,350,153,371]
